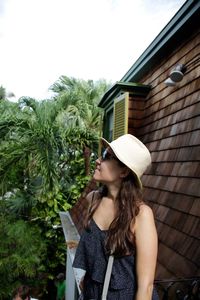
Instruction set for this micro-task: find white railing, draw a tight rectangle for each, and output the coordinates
[59,211,84,300]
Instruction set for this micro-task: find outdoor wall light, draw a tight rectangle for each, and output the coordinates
[169,64,187,82]
[164,63,187,87]
[164,78,176,86]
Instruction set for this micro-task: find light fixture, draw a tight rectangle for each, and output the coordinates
[164,63,187,87]
[164,78,176,87]
[169,64,187,82]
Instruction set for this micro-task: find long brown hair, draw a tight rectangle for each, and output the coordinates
[86,172,143,257]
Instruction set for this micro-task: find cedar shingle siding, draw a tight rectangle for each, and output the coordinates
[129,28,200,279]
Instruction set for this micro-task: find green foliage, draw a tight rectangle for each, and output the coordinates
[50,76,110,131]
[0,203,47,299]
[0,77,109,298]
[63,151,92,205]
[6,190,37,218]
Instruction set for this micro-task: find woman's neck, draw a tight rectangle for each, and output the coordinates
[106,183,120,200]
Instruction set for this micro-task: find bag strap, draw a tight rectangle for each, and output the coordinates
[101,255,114,300]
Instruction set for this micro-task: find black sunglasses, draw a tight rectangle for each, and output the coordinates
[101,149,117,161]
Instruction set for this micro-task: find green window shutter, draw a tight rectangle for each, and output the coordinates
[113,92,129,140]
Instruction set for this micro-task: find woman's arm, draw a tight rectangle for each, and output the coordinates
[133,204,158,300]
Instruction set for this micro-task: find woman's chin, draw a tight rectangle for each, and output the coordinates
[93,174,99,181]
[93,172,101,182]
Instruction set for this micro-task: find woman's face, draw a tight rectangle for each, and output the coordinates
[93,148,127,184]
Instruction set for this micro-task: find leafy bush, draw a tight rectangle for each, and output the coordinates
[0,210,47,299]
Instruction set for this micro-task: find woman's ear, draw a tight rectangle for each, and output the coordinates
[120,167,131,178]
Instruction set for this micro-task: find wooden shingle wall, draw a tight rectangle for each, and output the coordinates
[131,29,200,279]
[128,94,146,134]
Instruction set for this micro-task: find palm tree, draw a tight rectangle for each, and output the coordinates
[50,76,110,175]
[0,97,70,296]
[0,98,59,195]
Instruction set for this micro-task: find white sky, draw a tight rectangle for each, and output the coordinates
[0,0,186,101]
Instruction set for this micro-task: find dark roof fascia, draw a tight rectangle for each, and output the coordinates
[121,0,200,82]
[98,81,151,108]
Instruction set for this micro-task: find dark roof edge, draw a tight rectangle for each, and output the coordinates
[98,81,151,108]
[121,0,200,82]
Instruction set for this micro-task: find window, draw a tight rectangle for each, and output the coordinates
[113,92,129,140]
[103,109,113,142]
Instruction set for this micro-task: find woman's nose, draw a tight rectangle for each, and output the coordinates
[96,157,101,164]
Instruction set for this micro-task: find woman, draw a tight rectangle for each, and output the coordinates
[73,134,159,300]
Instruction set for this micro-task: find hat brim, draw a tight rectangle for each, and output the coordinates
[100,137,142,189]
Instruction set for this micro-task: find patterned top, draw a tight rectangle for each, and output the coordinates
[73,219,159,299]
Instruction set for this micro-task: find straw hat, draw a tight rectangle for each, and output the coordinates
[101,134,151,188]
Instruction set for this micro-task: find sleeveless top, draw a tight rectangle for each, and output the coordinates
[73,219,136,290]
[73,219,159,299]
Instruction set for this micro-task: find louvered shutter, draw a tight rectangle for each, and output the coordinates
[113,92,129,140]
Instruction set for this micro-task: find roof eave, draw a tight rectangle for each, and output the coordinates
[98,81,151,108]
[121,0,200,82]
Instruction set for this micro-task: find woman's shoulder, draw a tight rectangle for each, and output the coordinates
[134,203,156,230]
[138,203,154,216]
[130,203,154,233]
